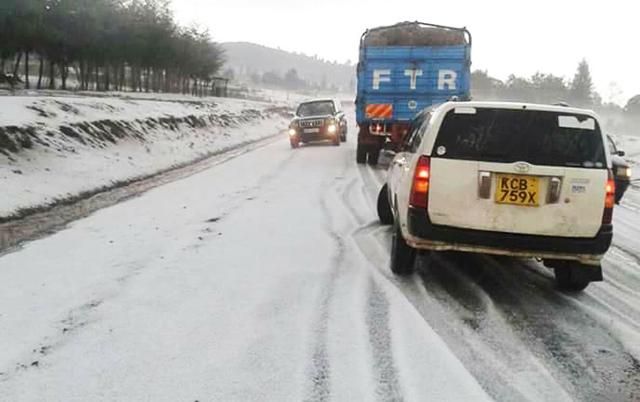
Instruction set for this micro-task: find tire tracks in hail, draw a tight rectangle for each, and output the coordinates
[350,163,404,400]
[303,167,349,402]
[351,161,404,400]
[365,277,404,401]
[304,155,403,401]
[477,255,640,401]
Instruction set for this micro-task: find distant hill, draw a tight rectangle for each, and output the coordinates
[220,42,355,91]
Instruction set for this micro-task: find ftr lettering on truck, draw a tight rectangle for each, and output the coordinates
[372,69,458,90]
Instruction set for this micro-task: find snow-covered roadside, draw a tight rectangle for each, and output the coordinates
[0,96,291,219]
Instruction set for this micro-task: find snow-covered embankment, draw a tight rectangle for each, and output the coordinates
[0,96,291,220]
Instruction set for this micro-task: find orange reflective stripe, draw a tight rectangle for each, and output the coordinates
[365,104,380,116]
[380,105,393,118]
[370,104,383,116]
[366,104,393,118]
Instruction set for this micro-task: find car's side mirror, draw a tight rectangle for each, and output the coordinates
[617,150,626,157]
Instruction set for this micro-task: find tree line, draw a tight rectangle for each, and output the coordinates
[472,60,638,114]
[0,0,224,95]
[471,60,640,132]
[249,68,344,92]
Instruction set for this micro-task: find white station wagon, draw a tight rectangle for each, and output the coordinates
[377,101,615,291]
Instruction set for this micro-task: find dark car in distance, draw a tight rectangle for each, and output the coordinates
[288,99,347,148]
[607,135,632,203]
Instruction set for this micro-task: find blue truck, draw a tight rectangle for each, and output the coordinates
[355,22,472,164]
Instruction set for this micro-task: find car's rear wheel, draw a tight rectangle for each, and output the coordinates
[356,144,367,164]
[377,184,394,225]
[554,264,591,292]
[390,219,415,275]
[368,148,380,165]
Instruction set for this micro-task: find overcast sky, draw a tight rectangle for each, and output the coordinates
[172,0,639,105]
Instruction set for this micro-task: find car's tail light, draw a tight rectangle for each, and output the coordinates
[602,170,616,224]
[410,156,431,208]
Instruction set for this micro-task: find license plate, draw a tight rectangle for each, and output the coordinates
[304,128,320,134]
[495,174,539,206]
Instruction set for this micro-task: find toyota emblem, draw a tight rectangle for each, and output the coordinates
[514,162,531,173]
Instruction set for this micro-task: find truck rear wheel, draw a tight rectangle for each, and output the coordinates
[356,144,367,164]
[368,148,380,165]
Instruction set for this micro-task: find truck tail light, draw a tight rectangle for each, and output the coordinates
[410,156,431,208]
[370,123,384,134]
[602,170,615,224]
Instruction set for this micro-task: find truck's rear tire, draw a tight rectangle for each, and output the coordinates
[356,144,367,164]
[377,184,394,225]
[554,264,592,292]
[390,220,415,275]
[368,148,380,165]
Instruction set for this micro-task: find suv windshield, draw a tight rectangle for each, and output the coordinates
[297,101,335,117]
[434,108,606,168]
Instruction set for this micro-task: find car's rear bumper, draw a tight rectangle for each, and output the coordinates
[405,207,613,265]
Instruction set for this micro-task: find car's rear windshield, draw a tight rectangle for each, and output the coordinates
[297,101,334,117]
[433,107,606,168]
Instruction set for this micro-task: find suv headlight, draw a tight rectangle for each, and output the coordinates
[288,128,297,136]
[327,124,337,134]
